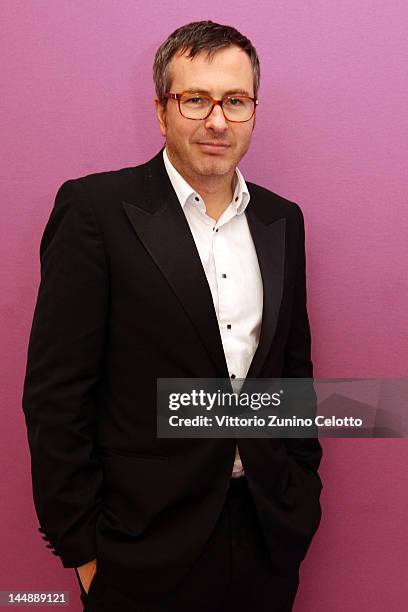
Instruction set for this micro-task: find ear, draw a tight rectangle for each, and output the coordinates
[155,98,167,137]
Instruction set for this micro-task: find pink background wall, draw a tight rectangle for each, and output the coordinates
[1,1,407,609]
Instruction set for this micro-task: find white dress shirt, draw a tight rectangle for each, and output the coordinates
[162,147,263,478]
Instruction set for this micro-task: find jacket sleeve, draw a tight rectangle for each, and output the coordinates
[282,203,323,480]
[22,179,108,567]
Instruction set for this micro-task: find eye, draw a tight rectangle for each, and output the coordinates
[227,97,243,106]
[186,96,204,104]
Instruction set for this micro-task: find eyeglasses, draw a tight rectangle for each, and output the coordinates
[164,92,258,122]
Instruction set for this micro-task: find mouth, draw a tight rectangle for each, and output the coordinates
[196,142,231,153]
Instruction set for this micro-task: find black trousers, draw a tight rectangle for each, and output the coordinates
[76,477,300,612]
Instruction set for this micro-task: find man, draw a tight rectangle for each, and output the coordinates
[23,20,323,612]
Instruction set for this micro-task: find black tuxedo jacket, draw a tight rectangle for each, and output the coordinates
[23,148,322,598]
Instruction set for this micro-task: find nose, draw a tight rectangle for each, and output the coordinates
[204,103,228,132]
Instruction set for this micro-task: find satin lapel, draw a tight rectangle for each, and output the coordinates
[245,207,286,379]
[121,152,229,377]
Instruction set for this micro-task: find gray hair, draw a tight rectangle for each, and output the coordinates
[153,20,260,102]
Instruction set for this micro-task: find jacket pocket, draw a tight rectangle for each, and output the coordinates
[96,446,169,461]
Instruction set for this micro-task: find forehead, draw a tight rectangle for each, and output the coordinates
[168,46,254,96]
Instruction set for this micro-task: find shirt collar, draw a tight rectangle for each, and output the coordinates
[162,147,250,215]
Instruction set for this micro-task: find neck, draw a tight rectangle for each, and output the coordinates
[190,176,234,221]
[166,149,235,221]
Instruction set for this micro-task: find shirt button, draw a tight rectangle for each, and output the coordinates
[195,196,199,202]
[227,324,231,329]
[222,273,227,278]
[231,374,236,379]
[235,196,239,202]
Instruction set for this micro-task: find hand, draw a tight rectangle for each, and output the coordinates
[76,558,97,594]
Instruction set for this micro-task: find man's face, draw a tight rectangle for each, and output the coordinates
[155,45,256,183]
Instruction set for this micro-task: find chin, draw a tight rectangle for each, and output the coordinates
[195,159,233,177]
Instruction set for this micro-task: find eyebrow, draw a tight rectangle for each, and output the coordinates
[183,88,253,97]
